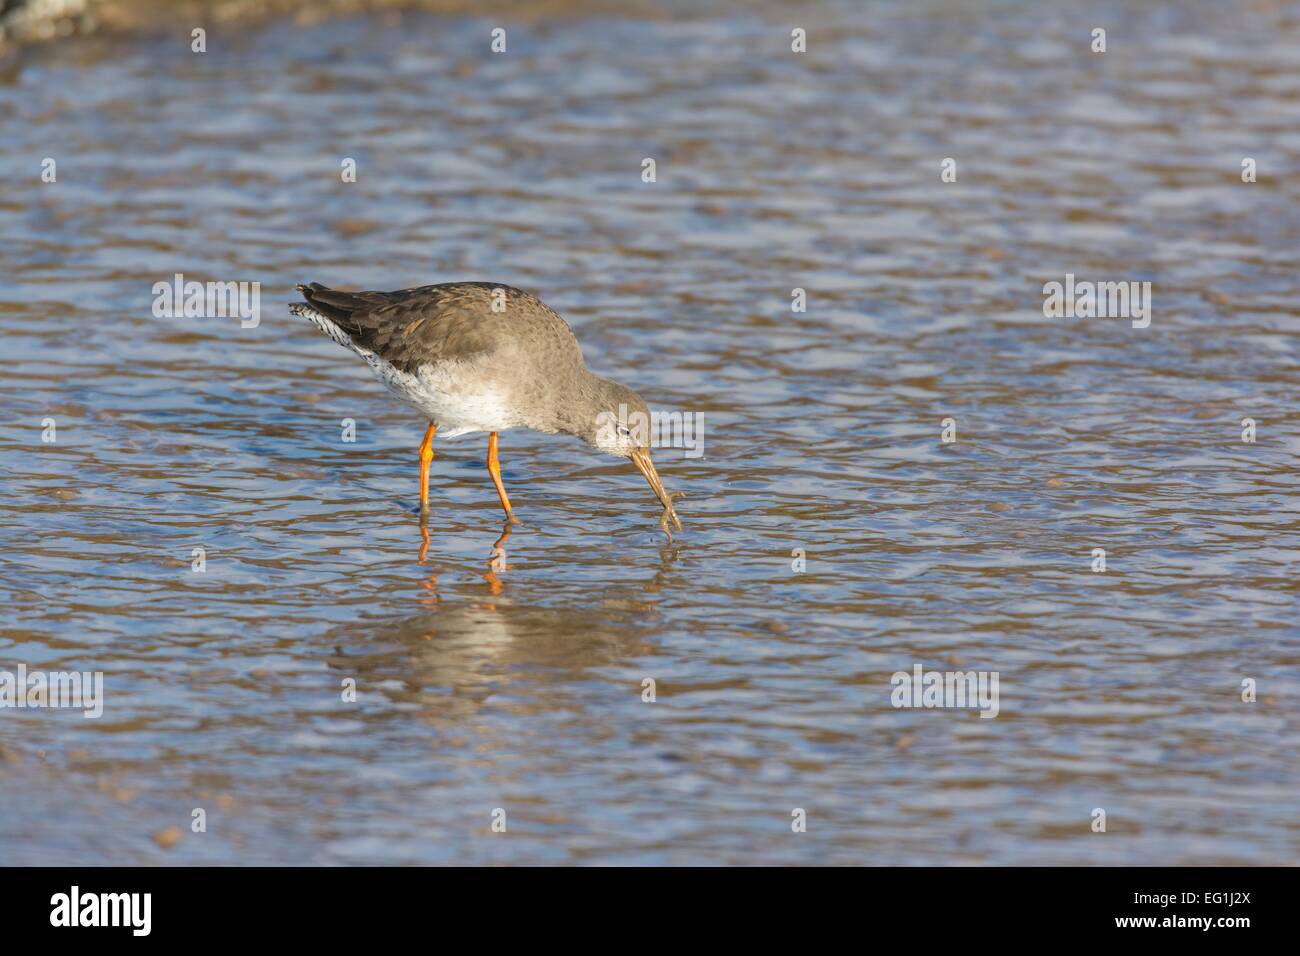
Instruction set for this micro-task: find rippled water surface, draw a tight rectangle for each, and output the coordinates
[2,0,1298,864]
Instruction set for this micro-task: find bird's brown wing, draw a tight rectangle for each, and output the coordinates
[296,281,574,375]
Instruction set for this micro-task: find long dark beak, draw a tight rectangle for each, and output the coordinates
[631,449,682,533]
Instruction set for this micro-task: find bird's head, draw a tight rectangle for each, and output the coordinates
[581,378,682,533]
[586,380,652,459]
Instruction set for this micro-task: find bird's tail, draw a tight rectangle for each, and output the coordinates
[290,283,357,349]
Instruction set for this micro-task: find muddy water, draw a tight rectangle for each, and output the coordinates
[1,1,1298,864]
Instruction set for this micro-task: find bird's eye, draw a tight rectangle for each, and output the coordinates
[616,425,631,438]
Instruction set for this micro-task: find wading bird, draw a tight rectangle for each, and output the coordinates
[291,282,681,534]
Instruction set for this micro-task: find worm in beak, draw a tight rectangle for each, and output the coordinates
[630,448,682,536]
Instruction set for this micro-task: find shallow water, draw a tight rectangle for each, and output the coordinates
[1,0,1298,864]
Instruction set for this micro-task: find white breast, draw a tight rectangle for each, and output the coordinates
[363,351,518,438]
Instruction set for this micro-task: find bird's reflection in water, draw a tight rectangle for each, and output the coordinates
[483,520,512,599]
[642,541,681,594]
[417,516,439,607]
[418,516,514,603]
[364,515,667,724]
[327,602,658,728]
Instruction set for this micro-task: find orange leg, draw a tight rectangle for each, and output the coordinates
[487,431,516,522]
[418,423,436,511]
